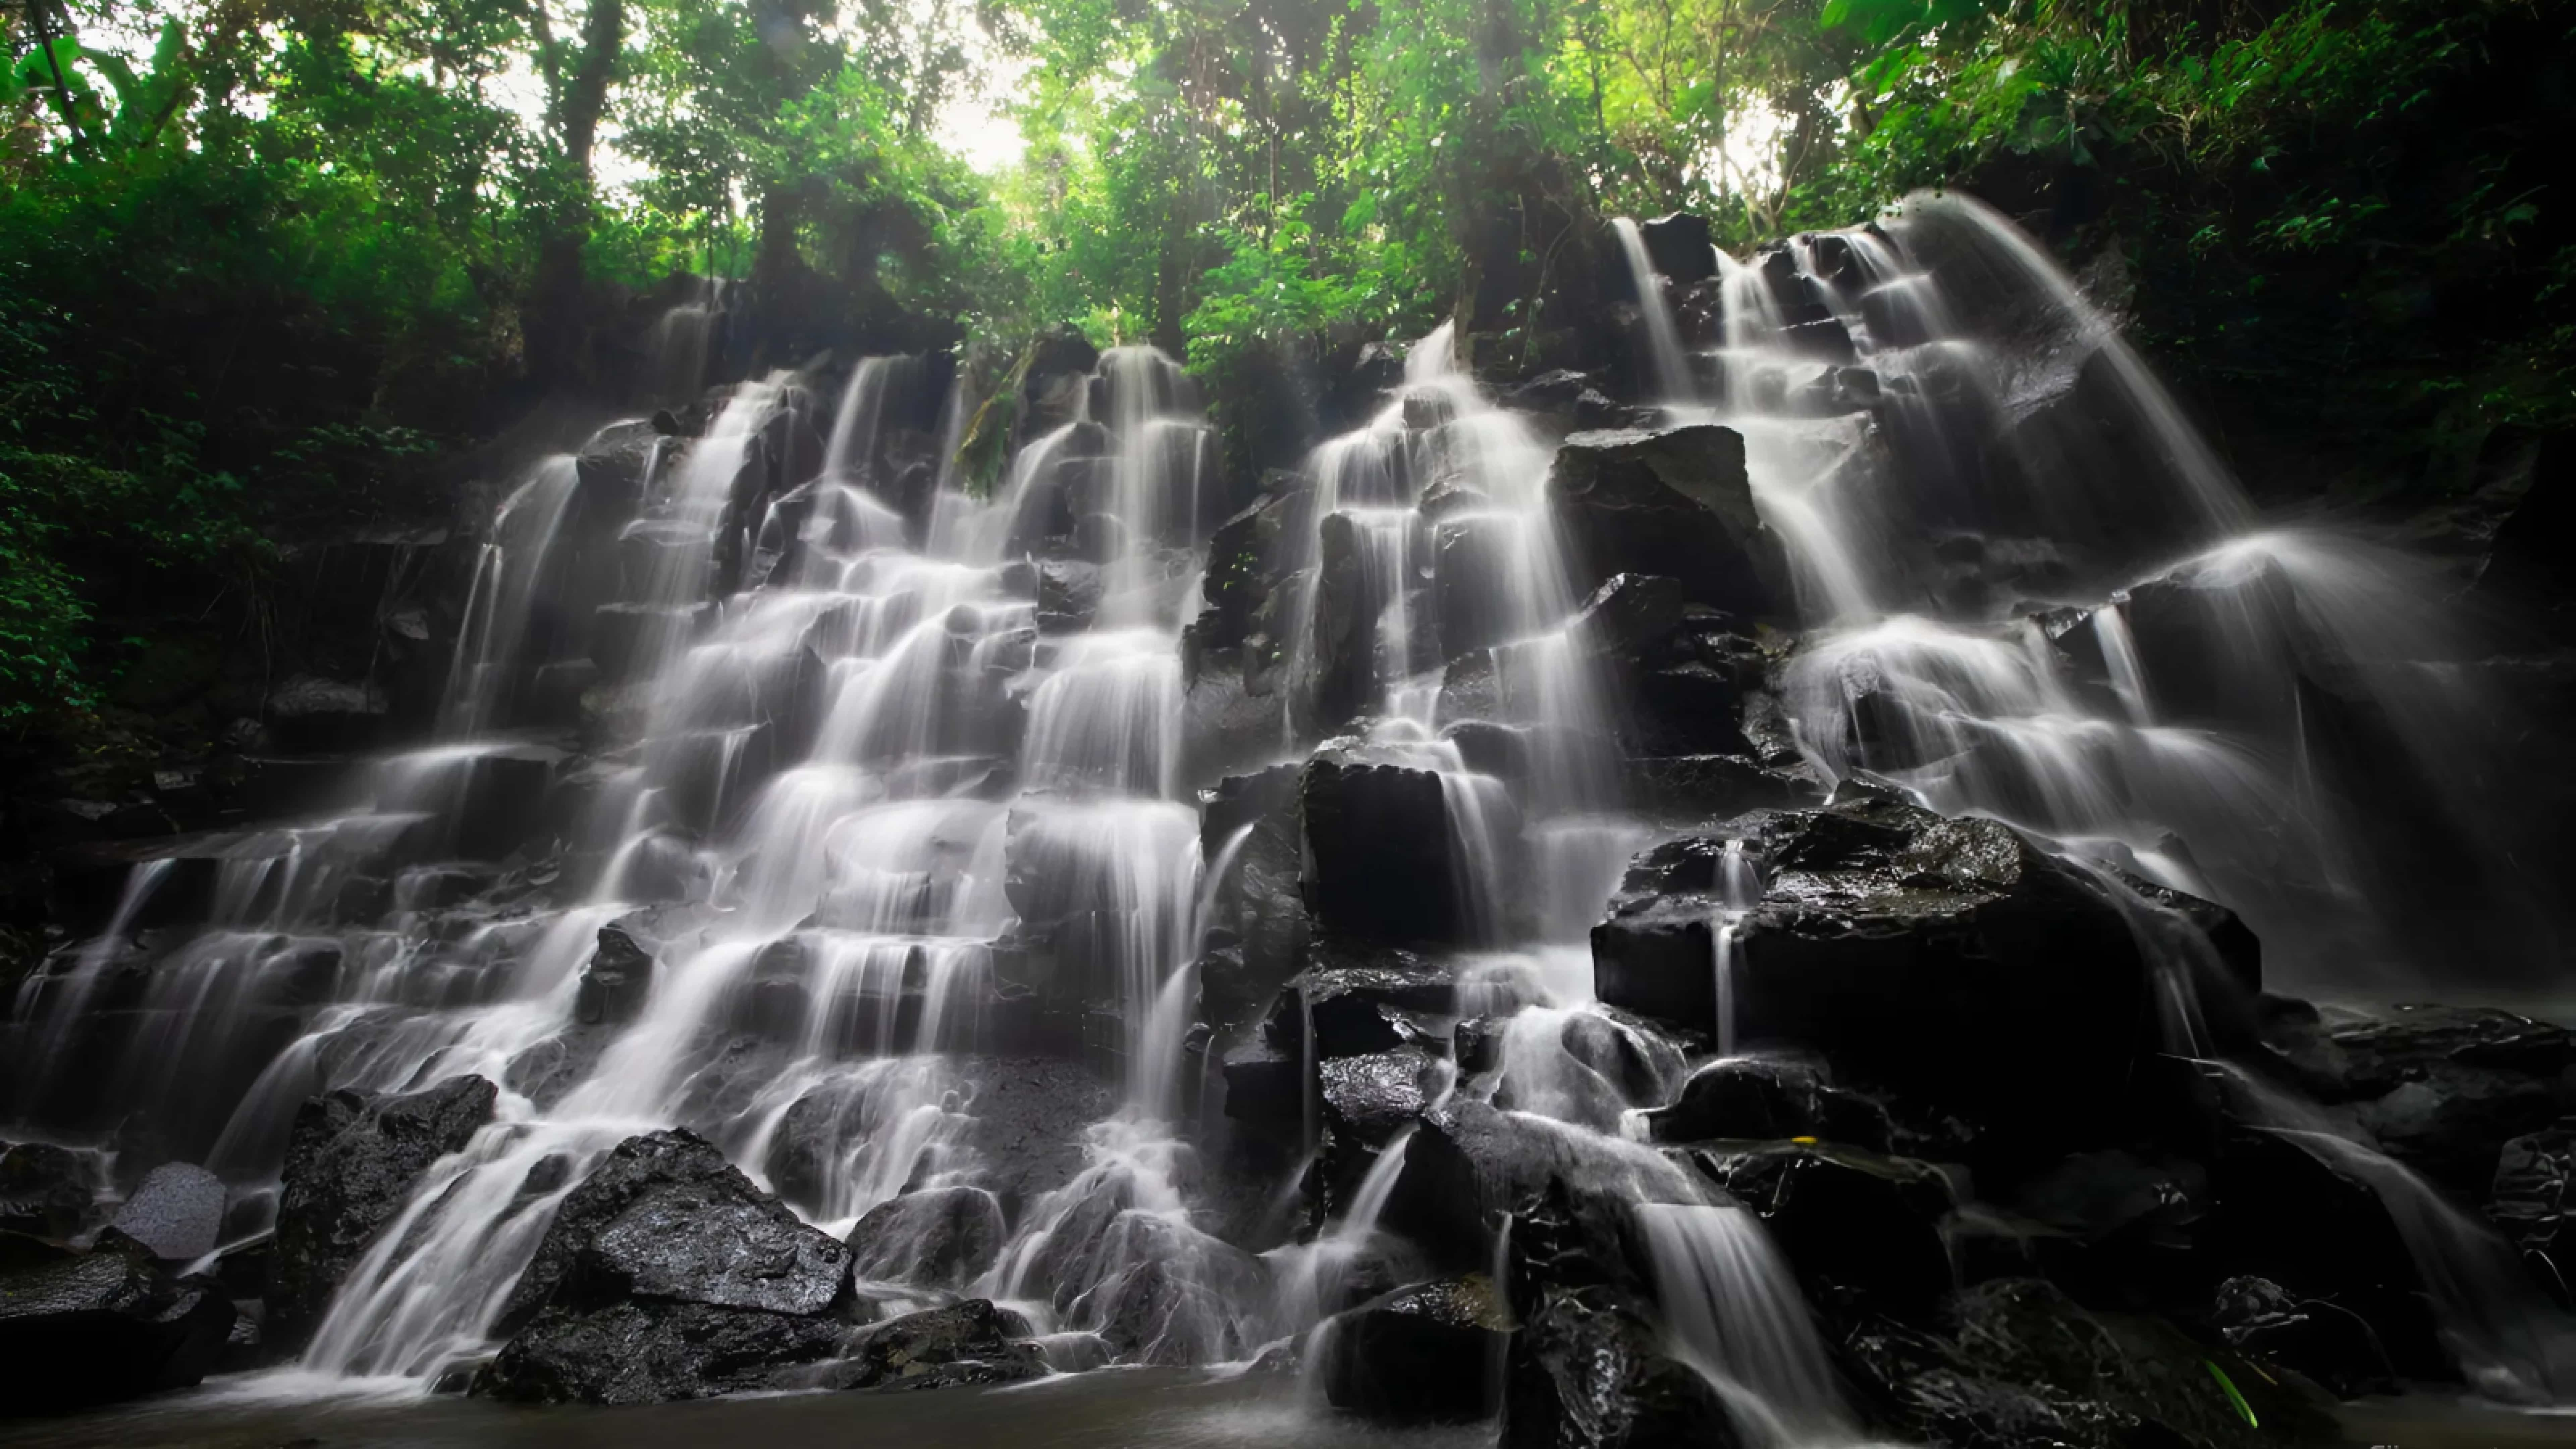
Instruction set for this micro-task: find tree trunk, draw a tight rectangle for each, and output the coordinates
[526,0,624,390]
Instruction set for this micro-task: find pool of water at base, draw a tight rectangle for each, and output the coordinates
[0,1367,1492,1449]
[2336,1393,2576,1449]
[6,1374,2573,1449]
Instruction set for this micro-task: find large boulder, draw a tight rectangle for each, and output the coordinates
[1322,1275,1513,1424]
[0,1232,237,1412]
[477,1130,859,1406]
[1843,1278,2327,1449]
[798,1298,1046,1391]
[1594,787,2259,1139]
[0,1142,98,1240]
[1643,1057,1907,1154]
[844,1186,1006,1292]
[496,1129,852,1335]
[476,1299,851,1405]
[1300,745,1458,943]
[1686,1141,1957,1317]
[1548,426,1784,618]
[2259,1000,2576,1197]
[271,1075,498,1345]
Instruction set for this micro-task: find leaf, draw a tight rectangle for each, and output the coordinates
[2203,1360,2258,1429]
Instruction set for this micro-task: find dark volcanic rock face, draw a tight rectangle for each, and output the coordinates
[272,1075,498,1345]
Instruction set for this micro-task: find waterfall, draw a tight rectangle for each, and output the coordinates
[1612,218,1695,405]
[1637,1202,1860,1448]
[442,457,581,735]
[7,188,2564,1430]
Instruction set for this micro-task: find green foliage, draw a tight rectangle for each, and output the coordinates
[3,0,2568,720]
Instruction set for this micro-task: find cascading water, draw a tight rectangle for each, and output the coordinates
[0,324,1266,1388]
[1588,190,2576,1418]
[10,188,2569,1437]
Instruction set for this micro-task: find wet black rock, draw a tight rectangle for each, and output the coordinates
[1502,1283,1738,1449]
[1636,213,1718,286]
[1321,1043,1448,1150]
[1845,1278,2325,1449]
[1643,1057,1901,1152]
[2003,1147,2209,1301]
[1689,1141,1957,1316]
[802,1298,1045,1392]
[2491,1122,2576,1293]
[1301,746,1468,944]
[2208,1274,2399,1398]
[845,1186,1006,1292]
[0,1231,237,1412]
[1621,755,1825,821]
[1307,512,1381,730]
[1260,941,1457,1059]
[105,1162,226,1263]
[1196,764,1310,1038]
[1549,425,1784,619]
[0,1141,98,1240]
[1219,1035,1303,1132]
[961,1057,1122,1216]
[1198,476,1306,652]
[497,1128,851,1335]
[578,915,659,1025]
[1595,788,2261,1138]
[2200,1125,2448,1378]
[1500,370,1647,434]
[272,1075,499,1344]
[1036,556,1105,632]
[264,673,394,751]
[575,419,665,507]
[1383,1101,1668,1274]
[2259,1001,2576,1197]
[477,1299,850,1405]
[1322,1275,1512,1424]
[1433,512,1525,660]
[1570,573,1689,664]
